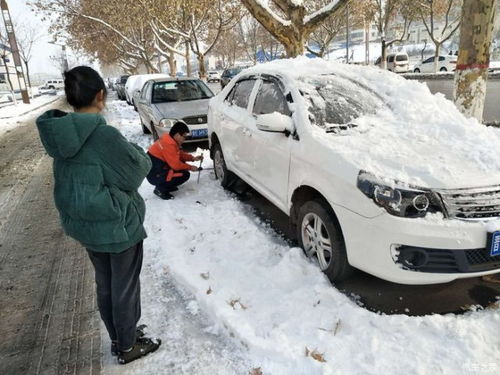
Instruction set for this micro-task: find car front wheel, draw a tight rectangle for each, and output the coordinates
[440,67,447,72]
[414,68,420,73]
[213,142,235,188]
[141,118,151,134]
[297,200,352,282]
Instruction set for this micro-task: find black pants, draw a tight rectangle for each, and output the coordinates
[86,241,143,351]
[156,170,190,193]
[146,152,190,193]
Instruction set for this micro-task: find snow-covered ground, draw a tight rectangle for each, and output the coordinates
[99,99,500,375]
[0,93,62,137]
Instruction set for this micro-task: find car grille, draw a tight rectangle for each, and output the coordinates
[396,246,500,273]
[183,115,207,125]
[438,185,500,220]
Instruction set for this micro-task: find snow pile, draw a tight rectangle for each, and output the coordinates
[102,100,500,375]
[238,57,500,188]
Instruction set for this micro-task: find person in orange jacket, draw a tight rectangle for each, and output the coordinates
[146,122,203,200]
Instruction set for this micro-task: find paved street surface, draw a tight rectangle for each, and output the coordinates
[0,101,101,375]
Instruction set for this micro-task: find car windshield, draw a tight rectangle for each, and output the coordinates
[396,55,408,62]
[152,80,214,103]
[300,74,385,128]
[225,68,242,77]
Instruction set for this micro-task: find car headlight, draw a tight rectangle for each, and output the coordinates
[158,118,177,129]
[357,171,444,218]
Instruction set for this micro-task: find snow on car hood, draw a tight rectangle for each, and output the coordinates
[154,99,210,120]
[243,57,500,189]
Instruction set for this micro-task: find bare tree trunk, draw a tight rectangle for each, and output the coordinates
[197,54,206,79]
[168,50,177,76]
[2,56,17,105]
[23,58,33,97]
[381,38,387,69]
[454,0,496,122]
[434,43,441,73]
[185,40,192,77]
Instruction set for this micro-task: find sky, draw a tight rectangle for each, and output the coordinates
[5,1,63,77]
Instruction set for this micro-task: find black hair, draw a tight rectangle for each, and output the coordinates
[169,122,190,136]
[63,66,107,109]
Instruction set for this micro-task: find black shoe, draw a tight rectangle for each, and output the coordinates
[111,325,148,356]
[117,337,161,365]
[153,188,173,200]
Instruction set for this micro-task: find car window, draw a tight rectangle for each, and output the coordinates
[423,57,434,64]
[120,76,129,84]
[151,80,213,103]
[396,55,408,62]
[226,79,256,109]
[301,74,385,128]
[388,55,395,63]
[253,80,291,116]
[439,56,445,61]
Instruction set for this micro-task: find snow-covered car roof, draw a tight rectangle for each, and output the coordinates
[224,57,500,188]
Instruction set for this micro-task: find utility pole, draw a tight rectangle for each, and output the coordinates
[1,0,29,104]
[345,4,349,63]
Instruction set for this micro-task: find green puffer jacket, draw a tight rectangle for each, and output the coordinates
[36,109,152,253]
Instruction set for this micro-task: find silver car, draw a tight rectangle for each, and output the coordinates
[136,77,214,142]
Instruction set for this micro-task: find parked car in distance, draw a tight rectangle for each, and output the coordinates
[115,75,130,100]
[220,67,244,89]
[413,55,457,73]
[375,52,410,73]
[42,79,64,90]
[207,71,221,82]
[125,73,170,108]
[136,77,214,142]
[207,57,500,285]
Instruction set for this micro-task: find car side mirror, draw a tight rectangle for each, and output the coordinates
[256,113,293,134]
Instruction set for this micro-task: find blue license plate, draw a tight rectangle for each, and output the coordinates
[191,128,208,138]
[490,231,500,256]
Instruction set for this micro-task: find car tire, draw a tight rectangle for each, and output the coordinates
[48,85,55,89]
[152,124,159,141]
[133,100,138,112]
[414,68,420,73]
[212,142,236,189]
[440,67,447,72]
[141,119,151,134]
[297,199,352,282]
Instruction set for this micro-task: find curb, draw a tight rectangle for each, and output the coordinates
[0,96,63,120]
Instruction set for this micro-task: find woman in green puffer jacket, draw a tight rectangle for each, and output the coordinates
[36,66,161,365]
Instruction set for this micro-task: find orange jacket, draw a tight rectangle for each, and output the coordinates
[148,134,194,181]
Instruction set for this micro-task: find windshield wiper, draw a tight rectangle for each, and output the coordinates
[325,123,358,134]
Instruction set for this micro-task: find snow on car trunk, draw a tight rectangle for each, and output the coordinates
[103,99,500,375]
[239,57,500,189]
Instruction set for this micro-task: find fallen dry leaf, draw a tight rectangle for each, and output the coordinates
[200,272,210,280]
[206,286,212,295]
[249,368,263,375]
[305,347,326,363]
[228,298,248,310]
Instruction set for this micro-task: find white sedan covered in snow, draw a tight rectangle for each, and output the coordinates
[207,57,500,285]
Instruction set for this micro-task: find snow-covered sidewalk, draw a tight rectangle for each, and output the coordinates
[104,100,500,375]
[0,93,62,137]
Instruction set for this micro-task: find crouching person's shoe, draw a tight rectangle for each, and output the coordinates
[117,337,161,365]
[154,188,174,200]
